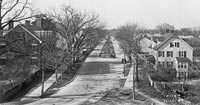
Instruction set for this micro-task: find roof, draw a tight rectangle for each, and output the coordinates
[175,57,191,62]
[151,36,166,42]
[19,24,42,43]
[153,34,193,50]
[5,24,42,44]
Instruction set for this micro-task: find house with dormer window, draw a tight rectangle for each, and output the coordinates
[153,34,194,78]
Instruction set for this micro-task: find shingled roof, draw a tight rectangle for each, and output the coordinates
[176,57,191,62]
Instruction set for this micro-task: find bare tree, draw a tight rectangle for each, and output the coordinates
[50,5,105,69]
[115,23,141,82]
[116,23,138,47]
[156,23,174,34]
[0,0,36,35]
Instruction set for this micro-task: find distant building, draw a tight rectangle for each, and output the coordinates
[139,34,168,55]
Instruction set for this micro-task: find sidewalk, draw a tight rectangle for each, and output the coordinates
[124,64,168,105]
[21,73,62,100]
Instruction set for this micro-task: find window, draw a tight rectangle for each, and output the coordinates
[170,42,179,48]
[0,58,6,65]
[181,64,183,68]
[158,51,165,57]
[180,72,187,78]
[179,51,187,57]
[178,63,187,68]
[31,44,38,53]
[170,42,174,47]
[184,64,187,68]
[167,51,173,57]
[167,61,173,68]
[184,51,186,57]
[31,57,37,65]
[15,31,23,38]
[158,61,165,68]
[177,43,179,47]
[175,42,179,47]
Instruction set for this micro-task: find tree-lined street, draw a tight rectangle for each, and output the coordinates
[1,1,200,105]
[25,37,125,105]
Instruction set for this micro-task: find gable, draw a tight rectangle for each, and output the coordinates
[19,25,42,44]
[158,37,193,51]
[154,34,193,50]
[6,25,42,44]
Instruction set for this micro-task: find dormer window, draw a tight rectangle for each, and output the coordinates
[170,42,174,47]
[175,42,179,47]
[170,42,179,48]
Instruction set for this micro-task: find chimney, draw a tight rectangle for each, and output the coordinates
[25,20,31,26]
[36,18,42,27]
[8,21,14,30]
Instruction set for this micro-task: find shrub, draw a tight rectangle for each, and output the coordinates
[150,68,176,82]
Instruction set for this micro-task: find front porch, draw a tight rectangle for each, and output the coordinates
[175,57,191,78]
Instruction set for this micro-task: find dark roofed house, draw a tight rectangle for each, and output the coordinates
[0,16,55,66]
[0,23,42,66]
[0,16,67,67]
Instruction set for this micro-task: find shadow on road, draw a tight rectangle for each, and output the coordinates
[78,61,122,75]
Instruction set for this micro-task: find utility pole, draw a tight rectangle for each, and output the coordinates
[131,53,135,99]
[123,45,126,77]
[135,54,139,82]
[40,43,44,98]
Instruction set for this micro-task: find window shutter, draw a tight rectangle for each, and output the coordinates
[171,51,173,57]
[184,51,186,57]
[158,51,161,57]
[163,51,165,57]
[177,43,179,47]
[170,42,173,47]
[167,51,169,57]
[179,51,181,57]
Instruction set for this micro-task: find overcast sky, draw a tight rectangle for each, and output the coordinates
[32,0,200,29]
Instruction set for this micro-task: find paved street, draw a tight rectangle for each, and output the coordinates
[26,38,125,105]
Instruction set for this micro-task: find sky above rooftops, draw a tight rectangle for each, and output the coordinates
[31,0,200,29]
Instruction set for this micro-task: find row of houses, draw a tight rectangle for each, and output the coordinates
[139,33,200,78]
[0,16,68,67]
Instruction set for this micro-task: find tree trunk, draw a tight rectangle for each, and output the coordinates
[0,0,3,37]
[41,70,44,98]
[55,65,58,84]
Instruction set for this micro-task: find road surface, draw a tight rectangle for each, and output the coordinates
[26,38,125,105]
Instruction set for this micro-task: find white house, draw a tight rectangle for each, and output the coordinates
[153,34,193,78]
[139,37,156,54]
[139,35,166,56]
